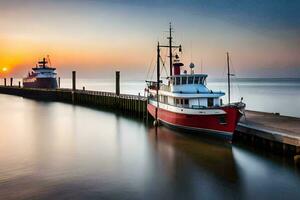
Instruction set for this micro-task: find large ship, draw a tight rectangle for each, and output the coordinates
[146,24,245,140]
[23,57,58,89]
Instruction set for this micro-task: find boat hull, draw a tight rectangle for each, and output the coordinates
[147,103,243,140]
[23,77,58,89]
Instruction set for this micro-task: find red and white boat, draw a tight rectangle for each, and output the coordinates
[146,24,245,140]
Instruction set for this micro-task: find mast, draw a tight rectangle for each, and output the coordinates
[155,42,160,122]
[227,52,231,104]
[159,23,181,77]
[168,23,173,76]
[43,58,46,68]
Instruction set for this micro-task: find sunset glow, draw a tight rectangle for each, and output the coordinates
[0,0,299,79]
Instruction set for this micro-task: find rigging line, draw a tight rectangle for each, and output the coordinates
[160,57,168,76]
[159,52,167,76]
[150,61,156,80]
[160,48,169,77]
[229,56,242,100]
[229,56,246,120]
[149,50,157,80]
[146,52,155,80]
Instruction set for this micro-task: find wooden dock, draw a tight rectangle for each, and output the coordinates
[235,111,300,156]
[0,86,148,119]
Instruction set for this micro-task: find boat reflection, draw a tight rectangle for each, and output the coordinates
[148,126,240,183]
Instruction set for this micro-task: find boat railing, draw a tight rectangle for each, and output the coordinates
[148,98,224,110]
[159,84,171,92]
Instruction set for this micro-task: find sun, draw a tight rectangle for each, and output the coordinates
[2,67,8,72]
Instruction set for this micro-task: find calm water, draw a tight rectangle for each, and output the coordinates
[0,94,299,200]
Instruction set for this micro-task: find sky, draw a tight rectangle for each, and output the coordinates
[0,0,300,79]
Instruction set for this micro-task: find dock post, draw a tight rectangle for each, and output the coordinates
[138,93,141,118]
[83,86,85,91]
[58,77,61,88]
[18,81,21,88]
[72,71,76,91]
[72,71,76,104]
[116,71,120,96]
[4,78,6,86]
[10,78,13,86]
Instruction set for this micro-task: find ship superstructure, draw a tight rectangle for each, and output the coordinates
[23,57,58,89]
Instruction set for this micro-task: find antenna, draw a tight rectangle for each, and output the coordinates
[159,23,182,76]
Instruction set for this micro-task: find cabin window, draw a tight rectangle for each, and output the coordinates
[200,77,203,84]
[188,76,193,84]
[182,77,187,84]
[180,99,184,105]
[214,98,220,106]
[194,76,199,84]
[219,115,227,124]
[176,77,180,85]
[184,99,189,105]
[207,98,214,107]
[164,96,168,104]
[176,99,180,105]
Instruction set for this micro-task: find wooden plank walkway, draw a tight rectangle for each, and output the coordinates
[0,86,148,119]
[236,110,300,155]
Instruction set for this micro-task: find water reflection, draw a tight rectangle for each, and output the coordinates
[148,127,243,199]
[0,94,299,200]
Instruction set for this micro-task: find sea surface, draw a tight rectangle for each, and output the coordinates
[0,92,300,200]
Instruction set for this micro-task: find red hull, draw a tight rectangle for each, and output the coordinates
[148,104,242,139]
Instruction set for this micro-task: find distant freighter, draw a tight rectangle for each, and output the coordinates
[23,57,58,89]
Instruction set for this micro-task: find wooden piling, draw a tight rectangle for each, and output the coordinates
[72,71,76,104]
[72,71,76,91]
[4,78,6,86]
[18,81,21,88]
[10,78,13,86]
[58,77,61,88]
[116,71,120,96]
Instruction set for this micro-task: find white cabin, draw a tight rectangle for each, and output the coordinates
[148,74,225,109]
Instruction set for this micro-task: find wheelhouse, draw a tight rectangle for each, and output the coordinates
[169,74,207,86]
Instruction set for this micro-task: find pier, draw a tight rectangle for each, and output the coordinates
[0,86,147,118]
[0,71,147,119]
[0,74,299,158]
[235,111,300,156]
